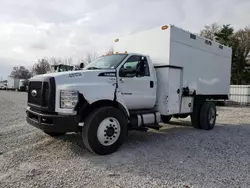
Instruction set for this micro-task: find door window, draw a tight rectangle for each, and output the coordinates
[120,55,150,77]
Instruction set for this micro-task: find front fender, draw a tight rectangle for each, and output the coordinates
[55,83,129,117]
[115,88,129,117]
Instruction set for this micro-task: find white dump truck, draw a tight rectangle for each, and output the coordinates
[26,24,232,155]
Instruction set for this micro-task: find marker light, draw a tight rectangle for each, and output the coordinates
[161,25,168,30]
[114,38,119,42]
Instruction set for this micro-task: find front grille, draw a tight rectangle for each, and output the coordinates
[42,82,49,107]
[28,81,42,106]
[28,77,55,112]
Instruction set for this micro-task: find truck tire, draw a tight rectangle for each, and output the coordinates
[44,131,66,137]
[199,102,216,130]
[161,115,172,123]
[191,108,201,129]
[82,106,127,155]
[191,98,205,129]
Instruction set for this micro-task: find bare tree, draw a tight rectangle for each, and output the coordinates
[11,66,31,79]
[47,57,73,66]
[76,58,87,69]
[234,28,250,59]
[32,59,51,75]
[231,27,250,84]
[48,57,61,65]
[86,53,98,64]
[200,23,220,41]
[63,57,73,65]
[105,47,114,55]
[75,53,99,69]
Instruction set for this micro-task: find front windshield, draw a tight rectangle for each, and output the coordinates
[85,54,128,70]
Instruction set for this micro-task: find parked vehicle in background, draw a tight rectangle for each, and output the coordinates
[0,80,7,90]
[26,24,232,155]
[49,64,74,73]
[7,77,20,90]
[0,83,7,90]
[19,79,29,91]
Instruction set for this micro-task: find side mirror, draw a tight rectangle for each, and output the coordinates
[119,67,136,77]
[80,63,84,69]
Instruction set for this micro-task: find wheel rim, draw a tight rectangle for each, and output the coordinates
[208,107,216,124]
[97,117,121,146]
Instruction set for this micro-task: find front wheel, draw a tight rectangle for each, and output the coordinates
[82,107,128,155]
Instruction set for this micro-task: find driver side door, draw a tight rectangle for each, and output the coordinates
[118,55,156,110]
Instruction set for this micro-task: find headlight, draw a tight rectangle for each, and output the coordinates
[60,90,79,109]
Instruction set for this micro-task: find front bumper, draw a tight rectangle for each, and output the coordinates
[26,107,80,133]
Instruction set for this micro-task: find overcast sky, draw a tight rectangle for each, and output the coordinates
[0,0,250,80]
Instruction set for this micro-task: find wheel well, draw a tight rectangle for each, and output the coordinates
[79,100,129,122]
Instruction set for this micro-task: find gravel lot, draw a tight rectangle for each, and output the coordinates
[0,91,250,188]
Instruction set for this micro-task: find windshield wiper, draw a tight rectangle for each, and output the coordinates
[86,67,101,70]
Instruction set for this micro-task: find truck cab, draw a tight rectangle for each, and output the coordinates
[26,24,232,155]
[84,53,157,110]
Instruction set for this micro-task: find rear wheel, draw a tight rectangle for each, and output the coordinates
[191,100,217,130]
[191,98,205,129]
[161,115,172,123]
[200,102,216,130]
[82,107,127,155]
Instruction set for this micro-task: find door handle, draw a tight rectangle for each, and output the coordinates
[150,81,154,88]
[120,78,124,83]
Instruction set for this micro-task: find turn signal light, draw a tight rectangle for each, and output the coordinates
[114,38,119,42]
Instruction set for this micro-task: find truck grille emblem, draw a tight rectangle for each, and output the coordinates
[31,90,37,97]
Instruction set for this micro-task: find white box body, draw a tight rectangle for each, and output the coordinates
[7,77,20,89]
[7,77,15,89]
[114,24,232,96]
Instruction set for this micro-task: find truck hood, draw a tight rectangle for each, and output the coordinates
[29,69,117,85]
